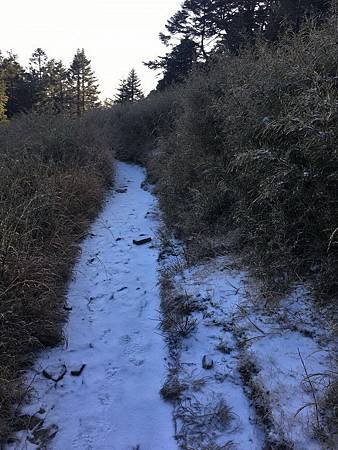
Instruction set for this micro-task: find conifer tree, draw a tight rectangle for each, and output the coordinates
[40,59,70,113]
[29,48,48,81]
[146,38,197,90]
[162,0,219,60]
[0,51,32,116]
[115,70,144,104]
[114,78,129,104]
[28,48,49,109]
[125,69,144,103]
[69,49,100,116]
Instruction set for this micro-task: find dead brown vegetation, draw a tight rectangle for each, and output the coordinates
[0,109,114,442]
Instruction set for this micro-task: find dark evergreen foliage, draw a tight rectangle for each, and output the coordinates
[114,69,144,103]
[69,49,100,116]
[146,38,198,90]
[0,48,100,118]
[147,0,332,88]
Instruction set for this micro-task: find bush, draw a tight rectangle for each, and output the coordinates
[0,110,114,441]
[110,18,338,301]
[110,88,177,166]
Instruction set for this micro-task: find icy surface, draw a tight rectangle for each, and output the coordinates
[172,258,334,450]
[171,259,264,449]
[13,163,176,450]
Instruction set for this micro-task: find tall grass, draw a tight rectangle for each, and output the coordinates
[111,18,337,302]
[0,110,114,441]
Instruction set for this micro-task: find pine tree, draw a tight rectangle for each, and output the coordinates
[160,0,228,60]
[148,0,330,88]
[28,48,50,110]
[160,1,272,57]
[29,48,48,81]
[0,51,33,116]
[125,69,144,103]
[115,70,144,104]
[146,38,198,90]
[69,49,100,116]
[114,78,129,104]
[40,59,70,113]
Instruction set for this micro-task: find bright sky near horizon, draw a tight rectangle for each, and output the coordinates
[1,0,182,100]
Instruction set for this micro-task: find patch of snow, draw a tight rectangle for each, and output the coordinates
[169,256,334,449]
[240,287,336,449]
[11,162,176,450]
[169,258,264,449]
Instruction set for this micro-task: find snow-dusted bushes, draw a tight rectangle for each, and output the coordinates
[155,18,337,303]
[0,110,114,441]
[111,18,337,304]
[110,19,337,301]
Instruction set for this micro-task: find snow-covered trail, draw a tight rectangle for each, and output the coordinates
[16,163,177,450]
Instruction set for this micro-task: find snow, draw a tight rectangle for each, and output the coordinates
[166,256,333,449]
[11,162,177,450]
[9,162,334,450]
[241,288,336,449]
[168,258,264,449]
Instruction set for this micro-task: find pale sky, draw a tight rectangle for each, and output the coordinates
[1,0,182,100]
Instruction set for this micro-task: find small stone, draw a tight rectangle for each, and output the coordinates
[202,355,214,370]
[42,364,67,382]
[117,286,128,292]
[71,364,86,376]
[63,305,72,311]
[116,188,127,194]
[133,237,152,246]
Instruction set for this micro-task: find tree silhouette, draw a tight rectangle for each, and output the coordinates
[69,49,100,116]
[115,69,144,104]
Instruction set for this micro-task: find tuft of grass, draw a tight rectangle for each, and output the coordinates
[315,375,338,447]
[160,376,187,402]
[175,397,235,449]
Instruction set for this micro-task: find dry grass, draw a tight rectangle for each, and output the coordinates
[315,375,338,447]
[175,397,235,450]
[0,110,114,443]
[160,375,188,402]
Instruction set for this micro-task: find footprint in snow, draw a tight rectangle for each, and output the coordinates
[105,366,119,379]
[129,357,144,367]
[98,391,111,406]
[119,334,131,344]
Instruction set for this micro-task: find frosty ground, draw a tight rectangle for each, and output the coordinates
[11,162,336,450]
[160,252,336,449]
[11,163,176,450]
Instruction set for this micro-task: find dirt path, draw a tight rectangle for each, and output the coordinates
[13,162,177,450]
